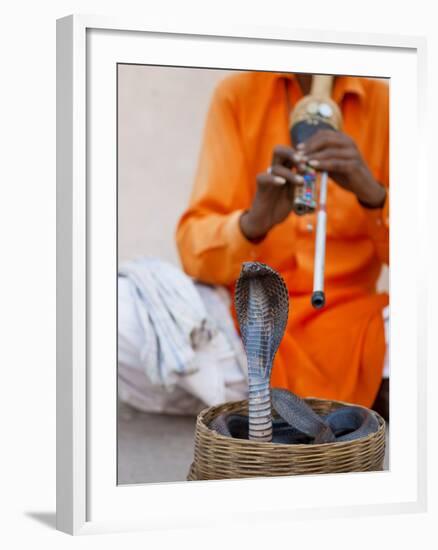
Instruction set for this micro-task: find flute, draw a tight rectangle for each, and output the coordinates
[311,170,328,308]
[289,75,343,309]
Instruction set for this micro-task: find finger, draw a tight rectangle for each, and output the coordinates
[307,147,356,163]
[296,161,308,174]
[301,130,352,155]
[308,158,357,173]
[304,132,347,155]
[271,145,305,169]
[270,164,305,186]
[257,172,288,188]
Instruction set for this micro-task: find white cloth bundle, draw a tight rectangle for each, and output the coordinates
[118,257,247,413]
[119,257,213,385]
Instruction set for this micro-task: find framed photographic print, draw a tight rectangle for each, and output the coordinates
[56,14,427,535]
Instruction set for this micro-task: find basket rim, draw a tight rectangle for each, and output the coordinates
[196,396,386,449]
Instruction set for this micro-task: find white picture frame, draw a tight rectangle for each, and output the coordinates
[56,14,427,535]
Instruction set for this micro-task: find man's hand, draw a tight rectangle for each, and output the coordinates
[240,145,305,241]
[298,130,387,208]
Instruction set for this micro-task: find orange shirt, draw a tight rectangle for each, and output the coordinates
[176,72,389,407]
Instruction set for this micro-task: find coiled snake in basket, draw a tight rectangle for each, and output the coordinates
[209,262,379,444]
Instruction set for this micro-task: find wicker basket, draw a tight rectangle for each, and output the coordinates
[187,397,385,481]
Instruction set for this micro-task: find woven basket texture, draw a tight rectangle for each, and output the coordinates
[187,398,386,481]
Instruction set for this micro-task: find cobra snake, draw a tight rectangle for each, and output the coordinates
[209,262,380,444]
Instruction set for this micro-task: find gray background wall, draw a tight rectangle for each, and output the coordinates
[118,65,233,265]
[117,64,388,291]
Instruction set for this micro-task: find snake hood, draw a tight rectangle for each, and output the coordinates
[235,262,289,378]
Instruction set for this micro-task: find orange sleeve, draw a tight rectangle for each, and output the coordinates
[176,81,264,285]
[360,193,389,265]
[359,83,389,266]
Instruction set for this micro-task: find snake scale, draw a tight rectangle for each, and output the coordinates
[209,262,380,444]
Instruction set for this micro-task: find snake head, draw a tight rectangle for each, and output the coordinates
[241,262,270,278]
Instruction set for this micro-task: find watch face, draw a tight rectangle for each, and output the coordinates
[318,102,333,118]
